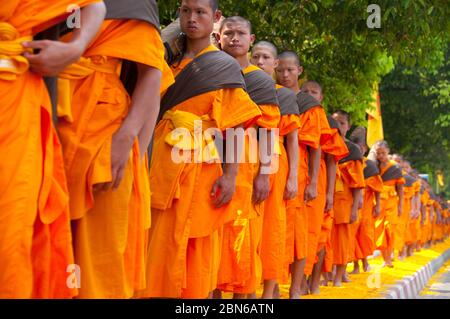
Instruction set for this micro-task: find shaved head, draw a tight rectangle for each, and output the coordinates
[302,80,322,93]
[219,16,252,33]
[210,0,219,11]
[278,50,301,66]
[252,41,278,58]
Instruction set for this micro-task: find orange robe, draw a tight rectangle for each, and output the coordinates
[284,105,329,279]
[317,128,348,272]
[332,160,365,265]
[143,45,262,299]
[375,162,405,251]
[217,65,280,294]
[260,87,299,282]
[354,172,383,260]
[57,19,172,298]
[394,182,415,251]
[0,0,101,299]
[405,181,421,245]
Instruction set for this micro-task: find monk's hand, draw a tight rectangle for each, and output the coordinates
[325,193,334,212]
[211,173,237,208]
[23,40,84,76]
[304,182,318,203]
[283,175,298,201]
[349,207,358,224]
[373,204,381,218]
[398,203,403,217]
[253,173,270,204]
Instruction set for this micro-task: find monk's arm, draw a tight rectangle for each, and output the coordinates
[212,124,244,208]
[24,2,106,76]
[304,146,321,202]
[350,188,363,223]
[373,192,381,217]
[284,129,299,200]
[325,153,336,211]
[396,183,404,217]
[421,202,426,225]
[253,127,274,204]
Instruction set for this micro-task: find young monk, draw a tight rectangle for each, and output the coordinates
[215,16,281,299]
[301,83,350,294]
[0,0,106,298]
[331,111,365,286]
[369,141,405,268]
[251,41,300,298]
[276,52,331,298]
[57,0,174,298]
[405,170,422,256]
[349,132,383,274]
[143,0,262,299]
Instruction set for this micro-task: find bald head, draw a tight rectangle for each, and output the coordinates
[210,0,219,11]
[278,51,301,66]
[219,16,252,33]
[252,41,278,58]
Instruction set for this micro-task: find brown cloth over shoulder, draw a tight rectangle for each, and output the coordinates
[339,140,363,164]
[404,174,417,187]
[243,69,279,106]
[158,50,246,120]
[277,87,299,116]
[382,164,403,182]
[104,0,160,28]
[297,92,321,115]
[364,159,380,179]
[327,114,340,130]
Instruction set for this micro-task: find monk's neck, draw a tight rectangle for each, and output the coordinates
[185,37,212,58]
[235,55,250,69]
[289,85,301,95]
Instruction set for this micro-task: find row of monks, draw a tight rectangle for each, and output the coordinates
[1,0,448,299]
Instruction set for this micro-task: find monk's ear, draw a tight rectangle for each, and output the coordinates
[298,65,304,75]
[214,10,222,23]
[250,34,256,45]
[273,59,279,69]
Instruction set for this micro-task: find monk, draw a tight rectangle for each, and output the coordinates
[300,81,348,294]
[251,41,300,298]
[405,170,422,256]
[349,132,383,274]
[276,52,331,298]
[331,112,365,286]
[0,0,106,298]
[215,16,281,299]
[143,0,261,299]
[368,140,404,268]
[56,0,174,298]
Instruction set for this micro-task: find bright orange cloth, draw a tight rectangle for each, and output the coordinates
[143,45,262,298]
[261,114,299,282]
[57,20,172,298]
[332,160,365,265]
[0,0,100,299]
[374,161,405,251]
[217,65,279,293]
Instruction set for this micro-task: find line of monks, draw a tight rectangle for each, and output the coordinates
[1,0,448,299]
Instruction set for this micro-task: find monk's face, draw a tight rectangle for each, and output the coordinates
[301,83,323,103]
[219,22,254,58]
[251,47,278,75]
[180,0,221,40]
[332,113,350,137]
[276,58,303,89]
[375,145,390,164]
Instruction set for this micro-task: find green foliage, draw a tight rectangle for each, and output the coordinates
[380,55,450,197]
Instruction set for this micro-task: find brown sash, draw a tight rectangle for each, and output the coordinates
[276,87,299,115]
[243,70,279,106]
[327,114,340,130]
[297,92,321,115]
[339,140,363,164]
[159,50,246,120]
[364,159,380,179]
[104,0,160,29]
[382,163,403,182]
[404,174,417,187]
